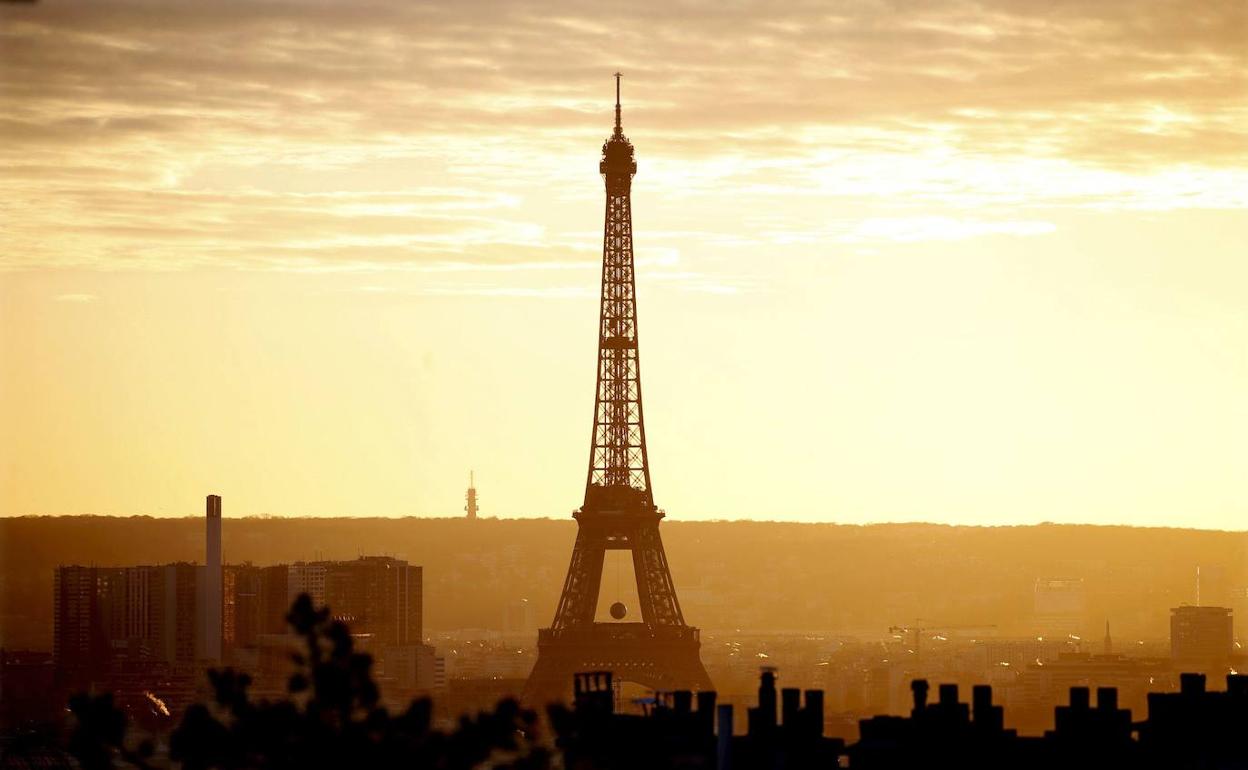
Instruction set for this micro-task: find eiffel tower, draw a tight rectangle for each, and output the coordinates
[523,75,713,705]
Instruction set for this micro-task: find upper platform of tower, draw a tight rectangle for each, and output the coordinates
[600,73,637,178]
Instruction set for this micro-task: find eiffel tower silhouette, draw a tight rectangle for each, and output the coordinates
[523,75,713,705]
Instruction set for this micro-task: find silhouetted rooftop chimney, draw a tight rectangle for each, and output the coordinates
[716,704,733,770]
[1097,686,1118,711]
[972,685,992,719]
[804,689,824,737]
[781,687,800,727]
[1069,686,1090,710]
[673,690,692,715]
[1228,674,1248,698]
[697,690,717,735]
[911,679,930,713]
[758,669,777,729]
[1181,672,1206,696]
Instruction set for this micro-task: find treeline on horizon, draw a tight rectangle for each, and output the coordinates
[2,516,1244,650]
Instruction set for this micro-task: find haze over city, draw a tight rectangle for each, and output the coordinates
[3,0,1246,527]
[7,2,1248,768]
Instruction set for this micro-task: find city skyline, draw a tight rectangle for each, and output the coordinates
[8,3,1248,766]
[3,0,1247,527]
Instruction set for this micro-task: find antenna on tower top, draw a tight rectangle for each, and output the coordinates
[614,72,623,134]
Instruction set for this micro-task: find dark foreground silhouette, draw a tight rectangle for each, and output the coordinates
[53,596,1248,770]
[67,595,551,770]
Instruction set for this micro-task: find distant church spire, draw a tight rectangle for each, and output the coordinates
[1103,620,1112,655]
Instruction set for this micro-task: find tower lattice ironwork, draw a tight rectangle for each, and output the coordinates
[523,75,712,705]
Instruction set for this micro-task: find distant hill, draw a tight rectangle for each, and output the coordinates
[2,516,1244,650]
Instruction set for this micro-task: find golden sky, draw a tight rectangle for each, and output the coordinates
[1,1,1246,526]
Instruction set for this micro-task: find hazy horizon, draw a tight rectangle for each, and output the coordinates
[4,511,1248,535]
[8,5,1248,763]
[3,0,1246,528]
[6,515,1244,653]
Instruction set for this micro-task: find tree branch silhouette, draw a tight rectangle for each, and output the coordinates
[68,594,553,770]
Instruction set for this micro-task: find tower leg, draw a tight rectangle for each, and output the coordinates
[551,529,607,628]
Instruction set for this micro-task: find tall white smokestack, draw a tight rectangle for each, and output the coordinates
[205,494,222,661]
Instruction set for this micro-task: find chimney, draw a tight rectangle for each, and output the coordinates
[972,685,992,722]
[673,690,693,715]
[1069,687,1090,710]
[1228,674,1248,698]
[972,685,1002,732]
[757,670,777,729]
[1181,673,1206,696]
[803,690,824,737]
[781,687,800,727]
[1096,687,1118,712]
[698,690,718,735]
[716,704,733,770]
[911,679,930,714]
[204,494,222,662]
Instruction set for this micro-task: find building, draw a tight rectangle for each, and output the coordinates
[1012,652,1174,733]
[51,562,200,687]
[98,566,167,661]
[377,643,443,697]
[323,557,422,649]
[556,669,841,770]
[159,562,199,669]
[224,563,290,656]
[1139,673,1248,767]
[503,597,535,638]
[0,650,57,728]
[288,562,327,608]
[52,565,104,684]
[850,678,1137,769]
[1170,605,1232,666]
[1033,578,1085,638]
[53,547,426,709]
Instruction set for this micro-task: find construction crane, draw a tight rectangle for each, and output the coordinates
[887,621,998,670]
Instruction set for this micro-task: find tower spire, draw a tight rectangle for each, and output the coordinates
[614,72,622,135]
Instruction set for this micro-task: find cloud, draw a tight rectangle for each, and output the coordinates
[0,0,1244,274]
[844,217,1056,243]
[54,293,97,302]
[346,283,594,299]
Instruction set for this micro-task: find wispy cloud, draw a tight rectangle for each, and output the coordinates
[1,0,1244,276]
[345,283,593,299]
[843,217,1056,244]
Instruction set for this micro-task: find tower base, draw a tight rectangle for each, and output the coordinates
[523,623,713,707]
